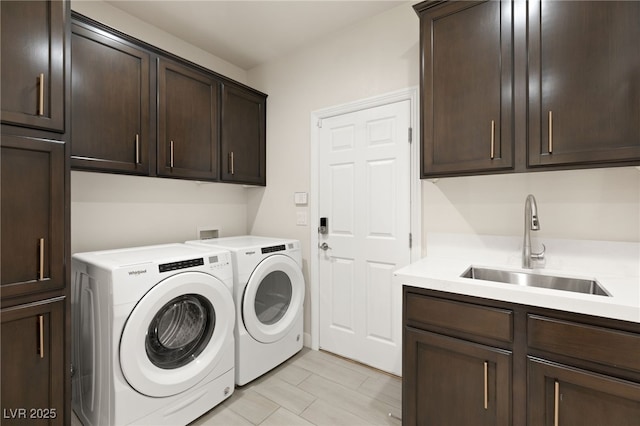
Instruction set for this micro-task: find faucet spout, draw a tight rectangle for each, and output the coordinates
[523,194,544,268]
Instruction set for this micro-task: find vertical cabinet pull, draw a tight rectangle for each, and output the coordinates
[548,111,553,154]
[229,151,235,175]
[38,73,45,116]
[483,361,489,410]
[38,315,45,359]
[554,380,560,426]
[38,238,45,281]
[135,134,140,164]
[170,140,174,169]
[490,120,495,160]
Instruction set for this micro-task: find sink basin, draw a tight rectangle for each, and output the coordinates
[461,266,611,297]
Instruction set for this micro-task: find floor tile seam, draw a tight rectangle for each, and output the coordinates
[355,382,402,410]
[315,350,399,379]
[298,373,399,421]
[251,382,319,415]
[256,406,317,426]
[225,389,280,426]
[299,399,370,426]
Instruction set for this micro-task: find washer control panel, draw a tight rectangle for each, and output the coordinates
[158,258,204,273]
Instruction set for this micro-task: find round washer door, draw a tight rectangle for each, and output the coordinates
[242,254,304,344]
[120,271,234,397]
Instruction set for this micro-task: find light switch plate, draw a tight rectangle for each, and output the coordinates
[296,211,308,226]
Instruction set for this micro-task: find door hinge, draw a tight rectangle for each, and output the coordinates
[317,119,323,128]
[408,127,413,144]
[409,233,413,249]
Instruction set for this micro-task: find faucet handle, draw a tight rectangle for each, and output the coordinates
[531,243,546,260]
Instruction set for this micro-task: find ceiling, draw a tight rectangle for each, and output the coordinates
[105,1,406,70]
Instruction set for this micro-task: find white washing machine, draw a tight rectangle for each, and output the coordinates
[186,236,305,386]
[71,244,235,426]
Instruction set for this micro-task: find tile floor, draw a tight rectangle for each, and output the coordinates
[72,348,402,426]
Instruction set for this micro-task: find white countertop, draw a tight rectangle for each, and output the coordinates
[394,233,640,323]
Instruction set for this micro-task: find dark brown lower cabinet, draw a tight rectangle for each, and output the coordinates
[528,358,640,426]
[403,287,640,425]
[1,298,65,425]
[404,327,511,425]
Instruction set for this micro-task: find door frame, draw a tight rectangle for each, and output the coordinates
[309,87,421,350]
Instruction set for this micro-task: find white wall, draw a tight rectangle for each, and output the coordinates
[70,0,250,254]
[422,167,640,250]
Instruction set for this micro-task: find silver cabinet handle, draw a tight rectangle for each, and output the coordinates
[490,120,495,160]
[135,134,140,164]
[38,315,45,359]
[554,380,560,426]
[38,238,45,281]
[170,140,174,169]
[483,361,488,409]
[229,151,235,175]
[548,111,553,154]
[38,73,45,116]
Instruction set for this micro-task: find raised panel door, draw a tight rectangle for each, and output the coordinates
[220,84,266,185]
[403,327,512,425]
[1,298,65,425]
[1,135,65,302]
[528,1,640,166]
[528,357,640,426]
[417,0,513,177]
[71,23,150,174]
[158,58,219,181]
[1,0,65,132]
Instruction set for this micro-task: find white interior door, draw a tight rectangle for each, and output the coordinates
[318,100,411,376]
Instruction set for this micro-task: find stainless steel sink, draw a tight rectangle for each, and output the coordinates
[461,266,611,297]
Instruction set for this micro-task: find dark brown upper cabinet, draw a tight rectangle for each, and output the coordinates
[1,0,66,132]
[527,0,640,167]
[221,83,267,186]
[414,0,640,178]
[415,0,514,178]
[70,23,151,175]
[157,58,220,181]
[1,135,66,302]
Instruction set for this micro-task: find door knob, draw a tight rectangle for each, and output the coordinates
[319,242,331,251]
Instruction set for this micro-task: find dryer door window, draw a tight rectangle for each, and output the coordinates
[254,271,292,325]
[243,254,304,344]
[146,294,215,369]
[120,271,234,398]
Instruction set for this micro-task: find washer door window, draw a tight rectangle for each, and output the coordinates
[242,254,304,343]
[120,272,233,397]
[146,294,215,369]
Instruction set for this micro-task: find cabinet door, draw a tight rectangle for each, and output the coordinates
[417,0,513,177]
[528,358,640,426]
[528,1,640,167]
[1,298,65,425]
[220,84,266,185]
[71,24,150,174]
[158,58,219,181]
[1,135,65,301]
[1,0,65,132]
[403,327,511,425]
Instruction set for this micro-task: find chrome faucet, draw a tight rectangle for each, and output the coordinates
[522,194,545,269]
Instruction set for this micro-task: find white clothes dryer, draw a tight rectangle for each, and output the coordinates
[186,236,305,386]
[71,244,235,426]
